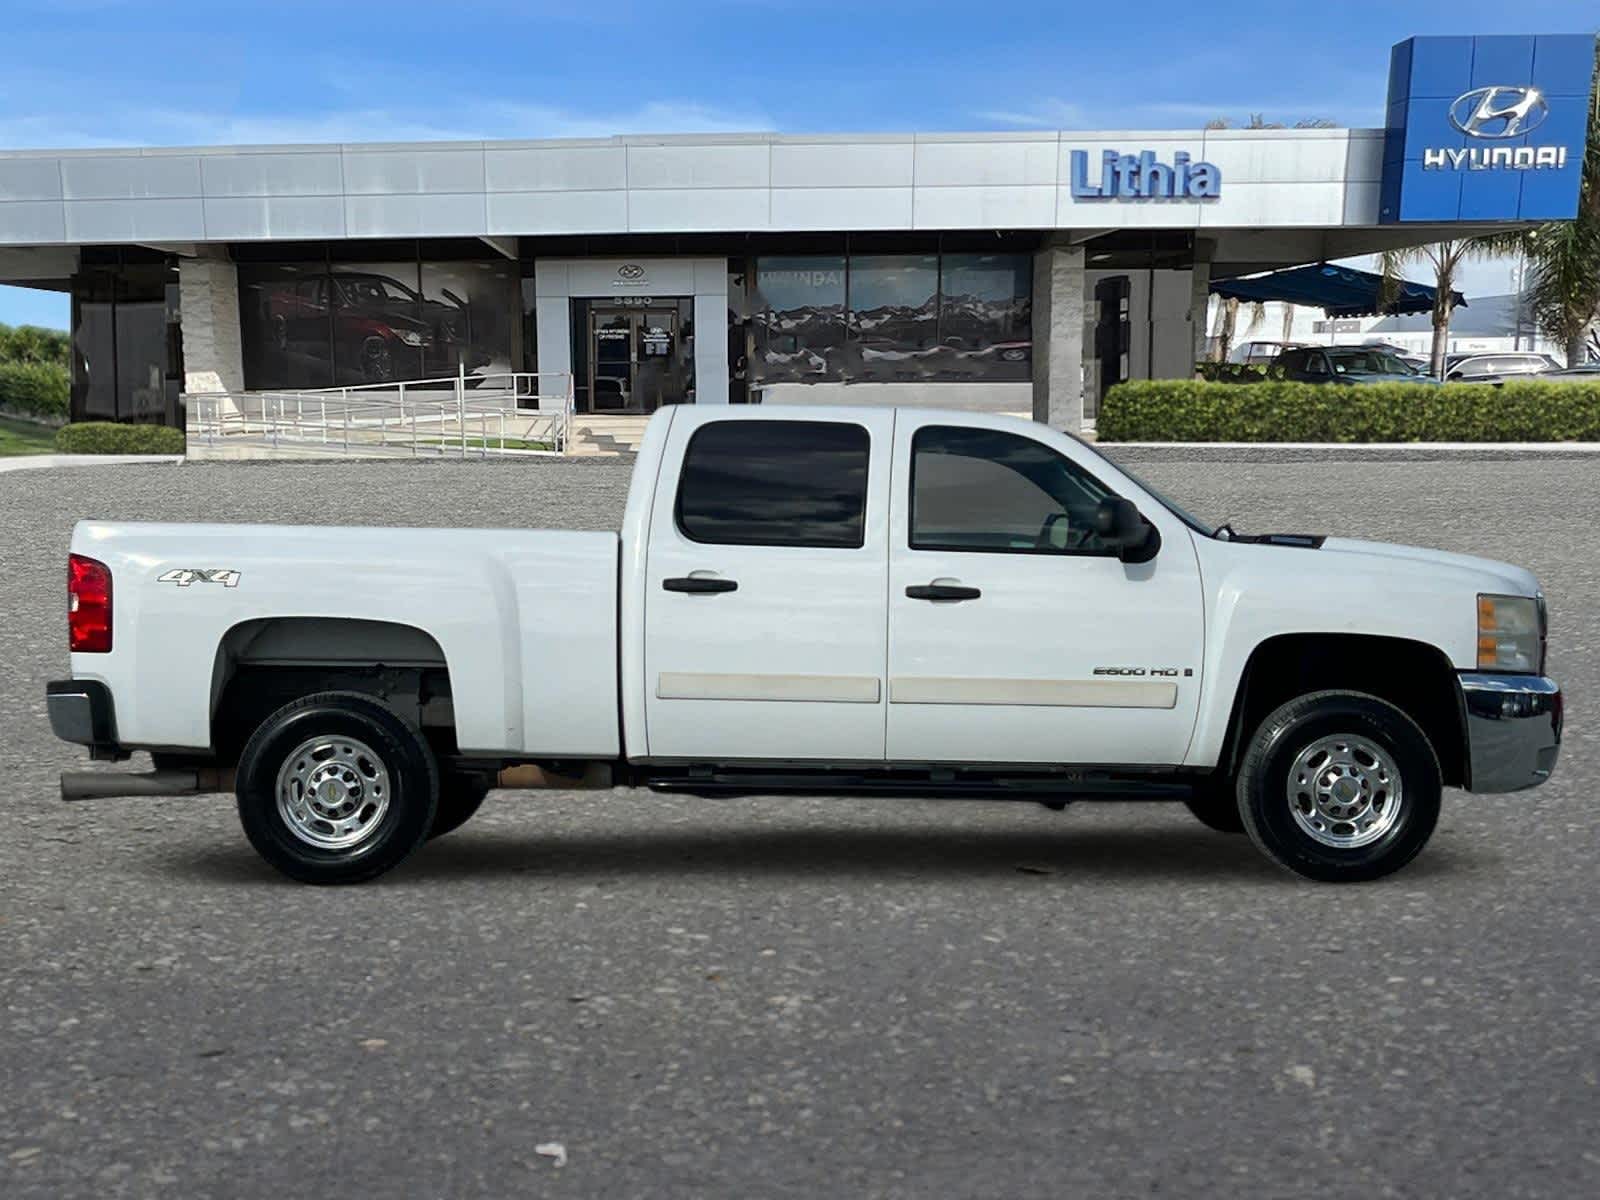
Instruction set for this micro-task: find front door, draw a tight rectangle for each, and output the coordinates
[588,307,681,412]
[885,416,1204,766]
[590,309,636,411]
[643,410,894,762]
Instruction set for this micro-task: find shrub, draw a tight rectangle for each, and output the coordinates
[0,322,70,368]
[1099,379,1600,443]
[1194,361,1270,383]
[55,422,186,455]
[0,361,70,421]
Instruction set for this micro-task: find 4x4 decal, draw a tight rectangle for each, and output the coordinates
[156,568,242,589]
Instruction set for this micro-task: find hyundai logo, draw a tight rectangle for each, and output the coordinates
[1448,86,1549,139]
[617,263,646,280]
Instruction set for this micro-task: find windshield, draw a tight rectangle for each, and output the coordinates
[1327,349,1413,375]
[1093,453,1219,536]
[335,275,420,307]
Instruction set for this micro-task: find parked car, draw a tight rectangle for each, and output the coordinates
[1274,346,1430,384]
[1535,363,1600,381]
[1228,339,1304,366]
[48,406,1560,885]
[1444,352,1561,384]
[268,271,491,383]
[1354,340,1430,372]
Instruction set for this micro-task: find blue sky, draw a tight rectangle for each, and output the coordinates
[3,0,1597,329]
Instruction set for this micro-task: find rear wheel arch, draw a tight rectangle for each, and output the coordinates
[209,617,456,763]
[1215,633,1467,789]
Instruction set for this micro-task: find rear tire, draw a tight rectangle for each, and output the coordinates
[235,691,438,885]
[1237,690,1440,883]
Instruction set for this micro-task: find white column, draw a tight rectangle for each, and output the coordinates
[178,257,243,394]
[1031,241,1086,433]
[692,258,729,404]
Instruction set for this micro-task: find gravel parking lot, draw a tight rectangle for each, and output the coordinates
[2,453,1596,1198]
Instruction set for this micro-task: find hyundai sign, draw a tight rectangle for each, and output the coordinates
[1380,35,1596,223]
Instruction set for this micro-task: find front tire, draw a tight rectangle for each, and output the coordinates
[236,692,438,884]
[1183,776,1244,833]
[1237,691,1440,882]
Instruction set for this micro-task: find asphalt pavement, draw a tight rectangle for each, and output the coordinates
[2,453,1596,1198]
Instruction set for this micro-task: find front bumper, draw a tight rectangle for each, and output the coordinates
[46,679,127,761]
[1459,673,1562,793]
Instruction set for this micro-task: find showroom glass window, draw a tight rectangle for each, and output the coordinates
[751,249,1030,386]
[238,244,518,391]
[910,425,1115,555]
[847,254,938,381]
[752,256,847,384]
[676,420,870,548]
[70,258,181,424]
[937,254,1032,382]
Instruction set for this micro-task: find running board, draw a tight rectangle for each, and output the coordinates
[645,769,1191,801]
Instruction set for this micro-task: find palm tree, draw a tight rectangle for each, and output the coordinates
[1210,296,1239,362]
[1501,40,1600,366]
[1378,240,1502,378]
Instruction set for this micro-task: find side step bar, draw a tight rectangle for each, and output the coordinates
[61,769,236,802]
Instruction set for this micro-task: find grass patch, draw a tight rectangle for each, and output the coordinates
[0,415,59,456]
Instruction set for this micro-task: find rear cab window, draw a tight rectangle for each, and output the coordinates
[675,419,871,549]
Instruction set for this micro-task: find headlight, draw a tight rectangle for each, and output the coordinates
[396,329,427,347]
[1478,594,1542,673]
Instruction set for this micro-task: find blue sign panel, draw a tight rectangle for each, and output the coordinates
[1380,35,1596,223]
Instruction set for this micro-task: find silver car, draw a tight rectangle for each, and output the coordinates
[1444,352,1561,383]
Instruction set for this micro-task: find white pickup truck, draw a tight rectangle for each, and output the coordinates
[49,406,1561,885]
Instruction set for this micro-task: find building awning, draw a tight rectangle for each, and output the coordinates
[1210,263,1466,318]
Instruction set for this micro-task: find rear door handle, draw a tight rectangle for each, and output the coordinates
[663,576,738,594]
[906,583,981,601]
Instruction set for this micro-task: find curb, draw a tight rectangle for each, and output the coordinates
[1096,442,1600,463]
[0,454,184,474]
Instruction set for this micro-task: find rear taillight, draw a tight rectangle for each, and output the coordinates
[68,553,112,653]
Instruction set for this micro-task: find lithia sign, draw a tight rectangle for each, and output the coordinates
[1068,149,1222,200]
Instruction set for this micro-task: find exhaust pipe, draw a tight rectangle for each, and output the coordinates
[61,768,235,802]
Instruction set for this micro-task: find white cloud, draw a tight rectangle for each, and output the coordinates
[0,97,774,150]
[970,99,1090,129]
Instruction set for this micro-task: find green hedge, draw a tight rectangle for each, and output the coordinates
[55,422,186,455]
[0,361,70,421]
[1099,379,1600,443]
[1194,361,1270,383]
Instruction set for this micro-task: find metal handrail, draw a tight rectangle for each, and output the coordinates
[184,371,575,458]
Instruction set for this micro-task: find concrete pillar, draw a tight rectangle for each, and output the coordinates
[178,257,243,394]
[1031,241,1085,433]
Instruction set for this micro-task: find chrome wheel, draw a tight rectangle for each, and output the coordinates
[275,735,392,850]
[1287,734,1404,849]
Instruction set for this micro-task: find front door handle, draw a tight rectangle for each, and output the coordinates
[663,576,738,594]
[906,583,981,602]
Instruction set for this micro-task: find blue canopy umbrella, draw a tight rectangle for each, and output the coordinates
[1210,263,1466,318]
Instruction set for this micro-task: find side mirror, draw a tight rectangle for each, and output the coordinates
[1094,497,1161,564]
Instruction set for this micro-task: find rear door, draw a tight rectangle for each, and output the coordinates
[643,409,894,761]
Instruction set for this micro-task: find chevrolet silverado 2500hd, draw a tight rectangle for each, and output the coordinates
[47,406,1561,884]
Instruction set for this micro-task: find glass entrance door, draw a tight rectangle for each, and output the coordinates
[587,307,683,413]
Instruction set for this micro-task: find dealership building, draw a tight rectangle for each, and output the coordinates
[0,34,1592,434]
